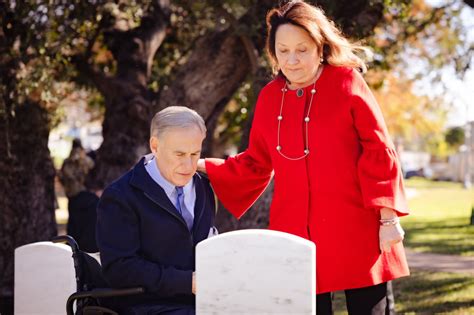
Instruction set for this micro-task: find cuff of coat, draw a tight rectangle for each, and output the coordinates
[365,196,410,217]
[155,268,193,296]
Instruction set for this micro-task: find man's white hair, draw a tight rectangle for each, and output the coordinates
[150,106,206,138]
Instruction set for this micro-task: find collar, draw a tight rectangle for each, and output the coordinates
[144,155,194,195]
[129,154,206,232]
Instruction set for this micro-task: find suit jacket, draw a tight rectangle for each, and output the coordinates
[96,156,216,309]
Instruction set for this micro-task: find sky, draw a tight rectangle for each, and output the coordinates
[443,63,474,127]
[423,0,474,127]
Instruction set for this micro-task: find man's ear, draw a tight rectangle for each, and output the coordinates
[150,136,158,154]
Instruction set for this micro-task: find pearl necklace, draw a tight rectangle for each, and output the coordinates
[276,79,319,161]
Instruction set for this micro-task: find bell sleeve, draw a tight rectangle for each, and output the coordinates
[349,69,409,216]
[205,92,274,219]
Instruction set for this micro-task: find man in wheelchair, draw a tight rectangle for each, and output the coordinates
[96,106,217,314]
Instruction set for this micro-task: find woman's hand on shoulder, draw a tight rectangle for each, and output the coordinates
[197,159,207,174]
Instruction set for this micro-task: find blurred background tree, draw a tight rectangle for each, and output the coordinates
[1,0,473,312]
[445,126,466,151]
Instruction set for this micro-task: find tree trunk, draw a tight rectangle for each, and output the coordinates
[157,27,253,156]
[0,101,57,314]
[215,66,273,232]
[85,1,170,188]
[87,78,156,188]
[0,9,57,312]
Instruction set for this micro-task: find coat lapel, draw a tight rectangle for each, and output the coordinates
[129,157,187,227]
[129,156,208,232]
[192,173,206,230]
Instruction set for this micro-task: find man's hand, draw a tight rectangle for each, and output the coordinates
[379,207,405,253]
[192,272,196,294]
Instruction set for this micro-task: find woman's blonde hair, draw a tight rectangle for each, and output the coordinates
[266,0,369,74]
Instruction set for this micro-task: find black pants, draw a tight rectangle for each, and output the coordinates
[317,282,394,315]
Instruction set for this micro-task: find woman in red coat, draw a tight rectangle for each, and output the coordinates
[198,1,409,313]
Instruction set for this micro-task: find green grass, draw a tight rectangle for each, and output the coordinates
[331,271,474,314]
[402,178,474,256]
[393,271,474,314]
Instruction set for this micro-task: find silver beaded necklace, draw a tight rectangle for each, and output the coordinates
[276,66,323,161]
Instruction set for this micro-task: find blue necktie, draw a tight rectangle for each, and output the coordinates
[176,186,193,230]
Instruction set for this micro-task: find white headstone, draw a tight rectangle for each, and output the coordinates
[15,242,76,315]
[196,229,316,315]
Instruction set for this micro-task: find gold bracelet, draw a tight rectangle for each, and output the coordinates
[379,217,400,226]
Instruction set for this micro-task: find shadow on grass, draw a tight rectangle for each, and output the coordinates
[394,271,474,313]
[324,272,474,314]
[402,300,474,314]
[405,223,471,231]
[403,219,474,256]
[404,240,473,255]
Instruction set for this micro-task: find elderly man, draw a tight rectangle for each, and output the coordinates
[97,106,216,315]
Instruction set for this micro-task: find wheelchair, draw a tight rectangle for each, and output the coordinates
[52,235,144,315]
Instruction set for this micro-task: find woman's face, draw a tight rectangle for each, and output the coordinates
[275,23,320,87]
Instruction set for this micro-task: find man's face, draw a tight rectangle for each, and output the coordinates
[150,126,205,187]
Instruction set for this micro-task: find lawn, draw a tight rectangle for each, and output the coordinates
[332,271,474,314]
[402,177,474,256]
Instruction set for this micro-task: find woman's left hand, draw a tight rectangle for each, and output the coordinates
[379,223,405,253]
[379,207,405,253]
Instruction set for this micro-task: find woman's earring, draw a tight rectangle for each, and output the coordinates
[320,56,324,64]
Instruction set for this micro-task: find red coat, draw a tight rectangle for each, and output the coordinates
[206,65,410,294]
